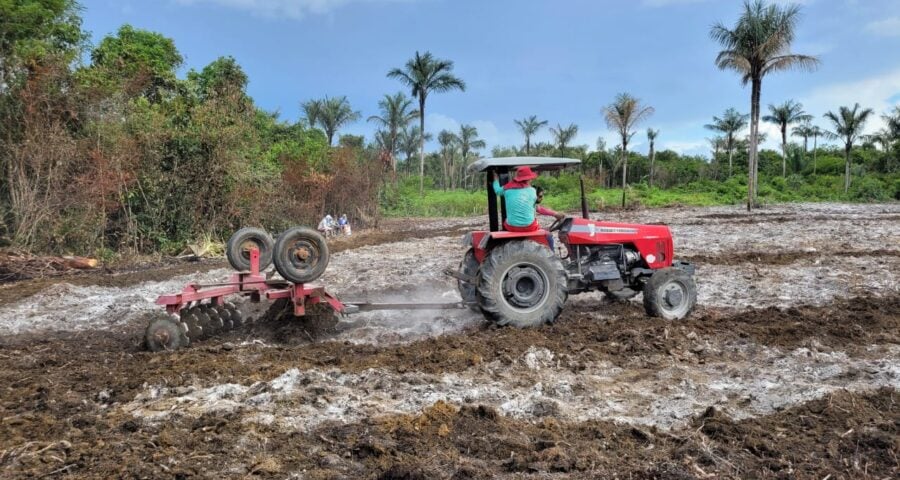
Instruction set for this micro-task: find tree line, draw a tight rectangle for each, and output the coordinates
[1,0,898,257]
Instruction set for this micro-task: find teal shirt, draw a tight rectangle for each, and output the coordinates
[493,180,536,227]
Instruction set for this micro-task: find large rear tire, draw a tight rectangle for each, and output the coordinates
[642,268,697,320]
[477,240,567,327]
[273,226,330,284]
[226,227,274,271]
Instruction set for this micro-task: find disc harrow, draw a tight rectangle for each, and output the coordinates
[145,226,475,352]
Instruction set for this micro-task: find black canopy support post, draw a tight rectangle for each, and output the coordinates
[499,170,509,228]
[487,169,499,232]
[579,175,589,219]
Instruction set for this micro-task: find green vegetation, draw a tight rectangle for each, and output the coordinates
[0,0,897,259]
[385,169,899,218]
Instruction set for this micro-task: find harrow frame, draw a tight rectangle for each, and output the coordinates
[155,248,345,317]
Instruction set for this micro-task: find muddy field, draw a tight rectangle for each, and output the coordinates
[0,203,898,479]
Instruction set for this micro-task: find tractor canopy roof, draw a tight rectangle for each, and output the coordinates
[467,156,581,173]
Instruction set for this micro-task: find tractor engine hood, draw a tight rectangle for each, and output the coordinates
[560,218,675,269]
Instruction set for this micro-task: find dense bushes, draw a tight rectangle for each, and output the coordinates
[0,8,384,256]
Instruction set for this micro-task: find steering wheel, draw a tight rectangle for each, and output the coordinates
[547,216,567,232]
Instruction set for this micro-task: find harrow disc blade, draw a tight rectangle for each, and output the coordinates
[182,312,204,341]
[144,314,189,352]
[213,305,234,330]
[225,302,243,326]
[194,308,218,336]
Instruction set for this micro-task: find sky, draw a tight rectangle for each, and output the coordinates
[78,0,900,157]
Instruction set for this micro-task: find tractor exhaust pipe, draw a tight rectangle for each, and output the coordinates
[579,175,589,219]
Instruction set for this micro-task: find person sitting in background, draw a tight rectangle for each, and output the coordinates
[492,166,539,232]
[339,214,351,236]
[317,214,335,237]
[534,186,565,221]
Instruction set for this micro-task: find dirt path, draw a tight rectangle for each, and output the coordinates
[0,202,897,478]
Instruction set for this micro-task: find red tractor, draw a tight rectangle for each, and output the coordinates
[453,157,697,327]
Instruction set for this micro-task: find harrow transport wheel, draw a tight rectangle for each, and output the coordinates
[477,240,567,328]
[145,314,189,351]
[226,227,274,271]
[457,249,481,311]
[273,227,330,284]
[642,268,697,320]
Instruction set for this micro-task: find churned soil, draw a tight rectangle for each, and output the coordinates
[0,202,897,478]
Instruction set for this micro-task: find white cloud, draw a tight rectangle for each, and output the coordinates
[865,16,900,37]
[801,67,900,135]
[173,0,410,19]
[662,140,708,156]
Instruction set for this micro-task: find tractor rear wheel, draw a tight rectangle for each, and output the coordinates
[642,268,697,320]
[226,227,274,271]
[457,249,480,311]
[477,240,567,328]
[273,226,329,284]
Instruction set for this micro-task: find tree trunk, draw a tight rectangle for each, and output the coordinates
[621,139,628,208]
[748,78,762,211]
[418,98,426,196]
[813,135,818,175]
[390,131,397,173]
[844,144,851,193]
[649,141,655,188]
[727,144,734,178]
[525,137,530,155]
[781,126,787,177]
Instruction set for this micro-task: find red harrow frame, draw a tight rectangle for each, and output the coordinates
[144,248,471,351]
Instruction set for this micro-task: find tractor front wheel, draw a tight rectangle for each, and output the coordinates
[642,268,697,320]
[477,240,567,327]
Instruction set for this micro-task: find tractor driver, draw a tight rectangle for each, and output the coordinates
[534,186,565,221]
[493,166,562,232]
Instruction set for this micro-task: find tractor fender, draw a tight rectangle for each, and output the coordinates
[472,230,552,262]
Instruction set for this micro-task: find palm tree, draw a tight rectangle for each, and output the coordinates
[705,108,749,177]
[863,128,893,151]
[301,96,360,146]
[398,126,432,175]
[457,124,486,189]
[823,103,874,193]
[711,0,819,209]
[646,129,659,187]
[549,123,578,158]
[884,106,900,139]
[603,93,654,207]
[514,115,548,155]
[437,130,458,190]
[809,125,823,175]
[791,121,813,153]
[367,92,418,172]
[763,100,812,177]
[387,51,466,195]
